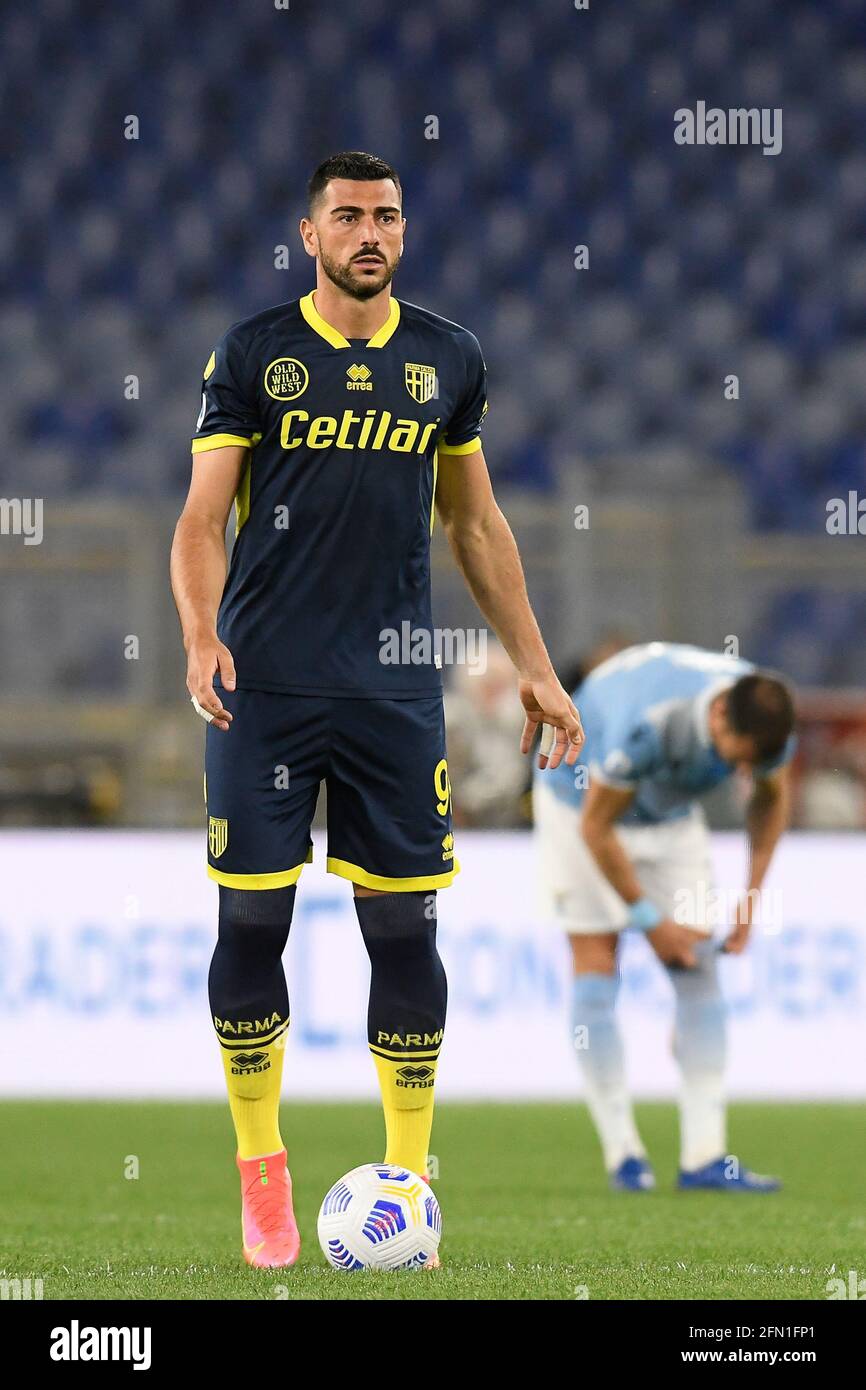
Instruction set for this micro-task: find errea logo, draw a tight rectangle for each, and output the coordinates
[347,363,373,391]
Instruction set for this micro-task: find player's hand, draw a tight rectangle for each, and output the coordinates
[518,673,584,770]
[185,632,235,733]
[646,918,705,969]
[722,896,754,954]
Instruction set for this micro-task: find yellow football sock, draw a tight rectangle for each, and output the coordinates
[373,1052,436,1177]
[219,1026,288,1160]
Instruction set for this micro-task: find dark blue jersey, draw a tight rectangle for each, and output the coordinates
[191,292,487,698]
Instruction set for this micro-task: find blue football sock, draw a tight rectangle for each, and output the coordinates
[571,972,645,1171]
[668,938,727,1170]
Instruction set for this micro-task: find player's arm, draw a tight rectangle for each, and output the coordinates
[580,780,642,902]
[581,779,702,968]
[434,446,583,770]
[170,445,246,732]
[724,764,791,954]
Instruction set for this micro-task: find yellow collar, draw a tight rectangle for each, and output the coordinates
[299,290,400,349]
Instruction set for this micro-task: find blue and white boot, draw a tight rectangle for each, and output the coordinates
[609,1156,656,1191]
[677,1157,781,1192]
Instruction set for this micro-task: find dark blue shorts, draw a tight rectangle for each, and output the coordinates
[204,691,457,892]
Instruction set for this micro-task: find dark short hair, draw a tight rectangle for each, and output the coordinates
[726,673,795,762]
[308,151,402,213]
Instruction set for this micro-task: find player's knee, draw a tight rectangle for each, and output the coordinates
[358,892,447,1043]
[209,887,293,1025]
[670,939,726,1061]
[571,972,619,1024]
[213,886,296,973]
[355,891,446,1013]
[569,932,617,975]
[218,884,297,930]
[670,936,722,1000]
[353,889,439,946]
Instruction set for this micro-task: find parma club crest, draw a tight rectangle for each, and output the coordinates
[208,816,228,859]
[405,362,437,404]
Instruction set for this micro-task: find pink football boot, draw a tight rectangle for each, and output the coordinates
[237,1149,301,1269]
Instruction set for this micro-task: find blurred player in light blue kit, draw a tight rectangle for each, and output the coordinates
[533,642,796,1192]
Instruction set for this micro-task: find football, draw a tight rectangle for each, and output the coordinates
[317,1163,442,1271]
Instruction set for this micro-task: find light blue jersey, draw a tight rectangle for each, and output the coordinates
[538,642,794,825]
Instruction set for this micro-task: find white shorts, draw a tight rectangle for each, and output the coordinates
[533,780,715,935]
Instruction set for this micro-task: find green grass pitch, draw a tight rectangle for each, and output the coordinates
[1,1101,862,1300]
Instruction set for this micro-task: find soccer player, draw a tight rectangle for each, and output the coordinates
[170,151,584,1267]
[533,642,795,1192]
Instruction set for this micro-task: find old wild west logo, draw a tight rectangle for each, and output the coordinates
[208,816,228,858]
[263,356,309,401]
[405,362,436,404]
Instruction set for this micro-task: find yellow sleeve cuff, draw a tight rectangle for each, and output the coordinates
[191,432,257,454]
[436,436,483,456]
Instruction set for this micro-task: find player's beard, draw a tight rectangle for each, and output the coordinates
[319,245,400,301]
